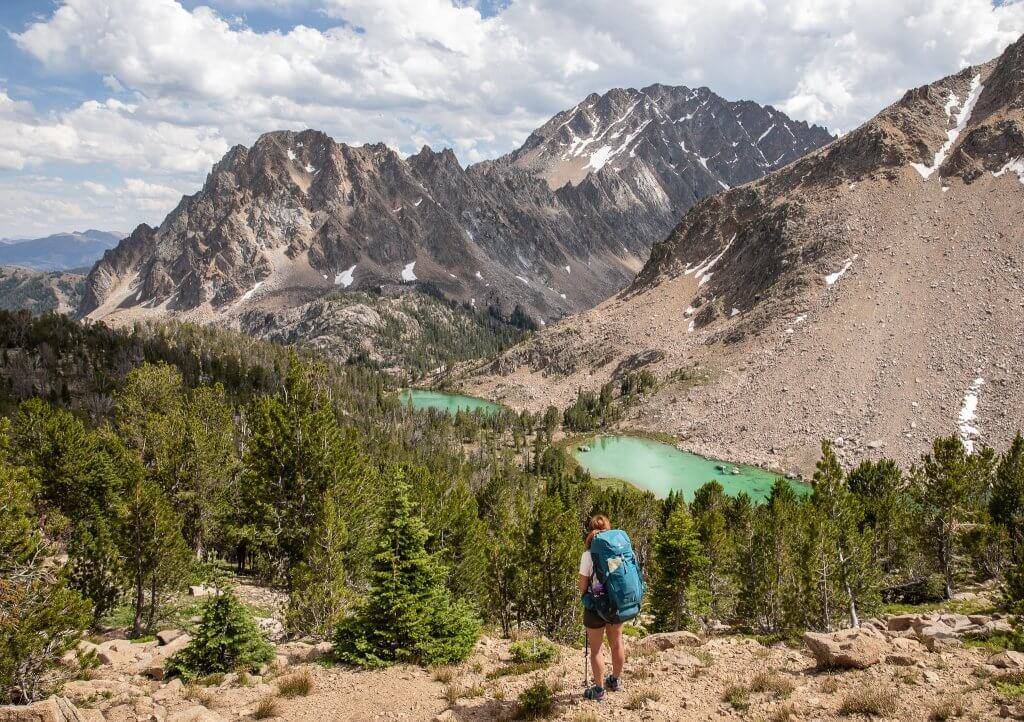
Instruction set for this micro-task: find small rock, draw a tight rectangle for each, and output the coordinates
[989,651,1024,670]
[641,630,703,651]
[257,618,285,642]
[156,629,185,646]
[804,627,886,669]
[887,614,918,632]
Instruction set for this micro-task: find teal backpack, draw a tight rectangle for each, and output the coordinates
[583,529,645,623]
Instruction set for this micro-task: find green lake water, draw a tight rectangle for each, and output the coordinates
[573,434,803,502]
[399,389,504,415]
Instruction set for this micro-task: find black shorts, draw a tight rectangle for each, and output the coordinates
[583,608,607,629]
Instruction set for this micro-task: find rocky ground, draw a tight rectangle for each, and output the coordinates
[5,581,1024,722]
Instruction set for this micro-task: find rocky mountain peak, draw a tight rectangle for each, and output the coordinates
[466,34,1024,472]
[79,83,832,333]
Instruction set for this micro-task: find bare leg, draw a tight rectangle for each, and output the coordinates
[606,623,625,678]
[586,625,605,686]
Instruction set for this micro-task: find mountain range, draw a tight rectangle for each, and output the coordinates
[78,85,832,336]
[462,34,1024,473]
[0,229,122,271]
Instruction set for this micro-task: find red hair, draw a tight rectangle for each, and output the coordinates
[585,514,611,550]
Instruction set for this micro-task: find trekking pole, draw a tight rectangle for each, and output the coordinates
[583,632,588,688]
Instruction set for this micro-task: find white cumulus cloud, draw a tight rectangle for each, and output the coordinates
[1,0,1022,237]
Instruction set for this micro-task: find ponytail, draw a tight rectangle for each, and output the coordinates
[584,514,611,549]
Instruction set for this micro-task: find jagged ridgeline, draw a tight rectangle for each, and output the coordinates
[78,85,832,339]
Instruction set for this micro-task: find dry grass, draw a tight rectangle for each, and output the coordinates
[765,702,799,722]
[569,712,600,722]
[276,670,313,698]
[185,684,215,707]
[624,688,661,710]
[819,675,840,694]
[928,697,964,720]
[432,666,458,684]
[723,684,750,711]
[750,670,796,699]
[444,682,485,704]
[252,696,279,720]
[838,686,897,717]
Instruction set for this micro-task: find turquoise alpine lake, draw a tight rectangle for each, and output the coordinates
[573,434,805,502]
[399,389,504,415]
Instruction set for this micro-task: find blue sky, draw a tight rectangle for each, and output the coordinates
[1,0,1022,239]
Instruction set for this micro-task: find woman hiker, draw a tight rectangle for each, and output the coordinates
[578,514,627,702]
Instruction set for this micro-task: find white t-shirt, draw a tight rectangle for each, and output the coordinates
[579,551,593,578]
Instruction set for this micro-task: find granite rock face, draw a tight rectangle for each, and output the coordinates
[79,87,831,327]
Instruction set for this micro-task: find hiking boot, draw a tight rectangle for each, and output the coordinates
[583,685,605,702]
[604,675,620,692]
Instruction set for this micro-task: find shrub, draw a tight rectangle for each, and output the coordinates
[993,671,1024,700]
[252,695,279,719]
[750,670,795,698]
[165,588,273,681]
[722,684,750,711]
[838,686,897,716]
[276,670,313,698]
[518,681,555,719]
[625,688,661,710]
[509,637,557,665]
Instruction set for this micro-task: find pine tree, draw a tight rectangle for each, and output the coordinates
[286,485,354,638]
[404,463,488,609]
[0,423,90,703]
[691,481,740,622]
[991,432,1024,649]
[518,494,582,642]
[847,458,919,585]
[739,480,806,633]
[991,432,1024,550]
[111,438,190,638]
[915,435,992,599]
[650,503,710,631]
[333,471,479,667]
[807,441,879,629]
[10,400,125,623]
[238,358,347,585]
[177,384,237,560]
[166,588,273,680]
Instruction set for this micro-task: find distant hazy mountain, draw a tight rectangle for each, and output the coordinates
[0,230,123,271]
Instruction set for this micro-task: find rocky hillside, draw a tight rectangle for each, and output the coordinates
[463,34,1024,473]
[10,581,1023,721]
[78,88,830,336]
[0,266,84,315]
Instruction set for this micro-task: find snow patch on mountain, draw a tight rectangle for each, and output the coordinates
[958,377,985,452]
[911,74,983,179]
[825,255,858,286]
[237,281,265,304]
[335,264,356,288]
[994,157,1024,184]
